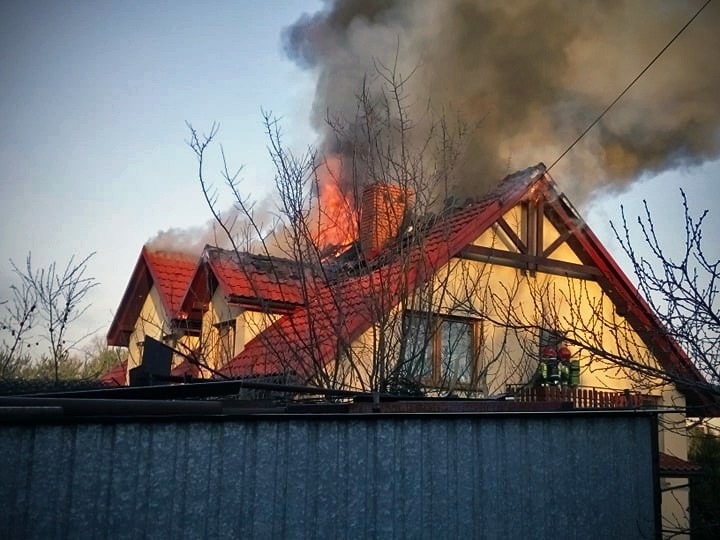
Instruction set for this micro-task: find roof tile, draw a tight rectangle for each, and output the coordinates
[107,248,198,346]
[144,249,198,316]
[185,247,307,309]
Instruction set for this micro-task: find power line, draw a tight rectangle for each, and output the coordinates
[547,0,713,173]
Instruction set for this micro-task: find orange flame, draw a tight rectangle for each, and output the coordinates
[314,155,357,249]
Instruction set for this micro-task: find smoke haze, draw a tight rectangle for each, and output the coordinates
[147,196,282,255]
[284,0,720,203]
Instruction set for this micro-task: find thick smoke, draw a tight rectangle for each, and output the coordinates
[284,0,720,203]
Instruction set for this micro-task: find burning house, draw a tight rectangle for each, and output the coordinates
[105,163,717,534]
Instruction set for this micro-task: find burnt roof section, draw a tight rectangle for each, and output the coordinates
[180,246,307,317]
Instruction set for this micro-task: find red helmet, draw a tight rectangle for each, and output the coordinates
[557,346,572,360]
[542,346,556,358]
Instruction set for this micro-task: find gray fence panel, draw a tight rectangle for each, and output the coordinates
[0,413,656,540]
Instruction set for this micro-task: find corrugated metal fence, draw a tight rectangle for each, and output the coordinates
[0,412,657,539]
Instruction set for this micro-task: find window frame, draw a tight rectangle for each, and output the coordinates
[214,319,236,366]
[402,310,482,389]
[539,327,565,355]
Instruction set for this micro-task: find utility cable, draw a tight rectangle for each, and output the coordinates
[547,0,713,172]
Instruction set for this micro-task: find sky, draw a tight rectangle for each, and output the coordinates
[1,1,718,353]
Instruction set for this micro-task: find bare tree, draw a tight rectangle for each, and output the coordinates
[613,190,719,394]
[0,276,37,378]
[81,336,128,379]
[1,253,99,383]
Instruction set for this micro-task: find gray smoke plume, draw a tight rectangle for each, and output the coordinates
[147,196,283,255]
[284,0,720,203]
[146,222,225,256]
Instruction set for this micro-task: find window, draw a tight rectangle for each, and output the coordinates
[215,320,236,366]
[401,312,479,387]
[539,328,564,355]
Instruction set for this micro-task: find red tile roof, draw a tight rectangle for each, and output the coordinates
[542,189,718,415]
[220,165,545,378]
[659,452,701,476]
[99,360,128,386]
[105,165,715,414]
[107,247,197,347]
[170,358,199,378]
[143,249,198,315]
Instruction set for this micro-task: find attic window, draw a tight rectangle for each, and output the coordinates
[173,317,202,336]
[214,320,236,366]
[401,312,480,388]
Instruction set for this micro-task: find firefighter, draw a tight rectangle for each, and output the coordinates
[536,359,548,386]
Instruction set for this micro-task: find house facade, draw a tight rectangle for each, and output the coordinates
[107,164,715,537]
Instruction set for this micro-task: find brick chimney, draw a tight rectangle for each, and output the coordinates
[359,183,412,257]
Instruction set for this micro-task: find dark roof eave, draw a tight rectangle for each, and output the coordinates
[226,295,302,314]
[107,249,153,346]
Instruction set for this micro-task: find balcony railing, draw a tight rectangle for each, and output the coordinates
[508,385,657,409]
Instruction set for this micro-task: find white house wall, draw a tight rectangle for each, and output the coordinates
[200,288,242,370]
[241,310,282,349]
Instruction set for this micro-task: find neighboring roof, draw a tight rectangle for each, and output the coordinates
[221,165,545,378]
[180,246,306,316]
[220,164,717,415]
[658,452,701,476]
[170,358,199,379]
[107,247,198,347]
[99,361,128,387]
